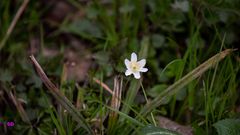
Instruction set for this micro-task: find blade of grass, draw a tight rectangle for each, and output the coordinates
[93,100,144,127]
[121,79,140,114]
[75,83,85,110]
[140,49,237,116]
[48,107,66,135]
[108,106,144,127]
[99,71,104,135]
[140,82,156,126]
[0,0,29,50]
[29,55,93,135]
[205,33,225,132]
[92,0,118,48]
[41,90,66,135]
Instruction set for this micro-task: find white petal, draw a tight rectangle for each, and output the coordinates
[138,59,146,67]
[133,72,141,79]
[125,70,132,76]
[139,68,148,72]
[131,52,137,62]
[124,59,130,69]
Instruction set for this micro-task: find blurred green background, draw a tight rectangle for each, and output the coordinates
[0,0,240,135]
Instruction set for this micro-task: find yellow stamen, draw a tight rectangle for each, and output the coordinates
[130,62,140,72]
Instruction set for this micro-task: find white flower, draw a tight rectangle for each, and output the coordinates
[124,52,148,79]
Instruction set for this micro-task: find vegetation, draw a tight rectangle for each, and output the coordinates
[0,0,239,135]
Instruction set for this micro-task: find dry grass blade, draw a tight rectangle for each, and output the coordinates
[108,76,123,133]
[93,77,113,95]
[140,49,237,116]
[9,91,30,124]
[0,0,29,50]
[109,76,123,119]
[29,55,93,134]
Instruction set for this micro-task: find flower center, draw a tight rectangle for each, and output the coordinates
[130,62,140,72]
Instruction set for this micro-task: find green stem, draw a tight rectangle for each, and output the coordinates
[140,82,157,126]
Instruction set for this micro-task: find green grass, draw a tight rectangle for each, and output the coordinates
[0,0,240,135]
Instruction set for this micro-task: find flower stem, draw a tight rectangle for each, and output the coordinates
[140,82,157,126]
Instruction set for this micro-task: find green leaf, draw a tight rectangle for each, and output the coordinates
[164,59,184,78]
[0,69,13,82]
[62,19,103,39]
[140,125,180,135]
[148,85,170,104]
[176,87,187,101]
[26,74,42,88]
[151,34,165,48]
[149,85,168,97]
[213,119,240,135]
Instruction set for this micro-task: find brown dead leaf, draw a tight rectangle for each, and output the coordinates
[64,49,92,82]
[157,116,193,135]
[63,38,92,82]
[42,0,87,27]
[43,0,76,26]
[29,33,92,82]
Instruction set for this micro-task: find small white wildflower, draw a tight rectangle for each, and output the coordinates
[124,52,148,79]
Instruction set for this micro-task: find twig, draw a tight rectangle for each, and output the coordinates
[0,0,29,50]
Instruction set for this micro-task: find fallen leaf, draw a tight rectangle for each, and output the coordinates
[157,116,193,135]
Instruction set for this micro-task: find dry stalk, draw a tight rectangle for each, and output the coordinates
[0,0,30,50]
[109,76,123,119]
[9,91,30,124]
[93,77,113,95]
